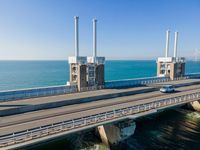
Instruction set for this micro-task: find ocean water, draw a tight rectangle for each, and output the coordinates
[0,60,199,91]
[0,60,200,150]
[118,109,200,150]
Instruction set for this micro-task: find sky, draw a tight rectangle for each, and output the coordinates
[0,0,200,60]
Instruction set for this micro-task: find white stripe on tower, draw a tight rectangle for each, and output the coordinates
[173,31,178,58]
[165,30,170,57]
[74,16,79,57]
[93,18,97,59]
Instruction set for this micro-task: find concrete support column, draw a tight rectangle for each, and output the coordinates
[97,120,136,148]
[97,125,110,149]
[188,100,200,112]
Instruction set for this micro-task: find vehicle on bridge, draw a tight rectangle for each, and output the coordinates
[160,85,175,93]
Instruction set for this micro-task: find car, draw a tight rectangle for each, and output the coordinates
[160,85,175,93]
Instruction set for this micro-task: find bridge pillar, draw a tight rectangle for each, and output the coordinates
[97,120,136,148]
[97,125,110,149]
[187,100,200,112]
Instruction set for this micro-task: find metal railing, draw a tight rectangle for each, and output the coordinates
[105,73,200,89]
[0,91,200,148]
[185,72,200,79]
[105,76,170,88]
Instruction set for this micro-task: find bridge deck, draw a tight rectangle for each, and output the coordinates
[0,79,199,114]
[0,86,151,111]
[0,81,199,136]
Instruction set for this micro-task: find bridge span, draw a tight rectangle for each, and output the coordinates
[0,16,200,149]
[0,77,199,149]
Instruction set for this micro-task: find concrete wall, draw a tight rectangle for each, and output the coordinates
[157,62,161,76]
[77,65,87,91]
[96,64,105,86]
[0,85,77,102]
[69,63,78,82]
[181,63,185,76]
[170,63,175,80]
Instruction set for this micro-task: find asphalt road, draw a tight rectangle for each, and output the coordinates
[0,80,199,136]
[0,79,199,112]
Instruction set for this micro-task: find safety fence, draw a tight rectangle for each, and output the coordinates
[0,91,200,148]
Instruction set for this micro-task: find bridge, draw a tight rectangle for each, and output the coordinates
[0,75,200,149]
[0,17,200,149]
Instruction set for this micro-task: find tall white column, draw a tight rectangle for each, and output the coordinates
[173,32,178,58]
[74,16,79,57]
[93,18,97,59]
[165,30,170,57]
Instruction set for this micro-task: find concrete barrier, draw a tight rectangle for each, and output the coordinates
[0,85,77,102]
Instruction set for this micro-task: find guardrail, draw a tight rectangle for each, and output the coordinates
[0,73,199,102]
[105,76,170,88]
[185,72,200,79]
[105,73,200,89]
[0,91,200,148]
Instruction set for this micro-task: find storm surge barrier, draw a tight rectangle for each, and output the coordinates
[0,73,199,102]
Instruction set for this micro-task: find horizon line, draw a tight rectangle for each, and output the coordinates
[0,58,196,61]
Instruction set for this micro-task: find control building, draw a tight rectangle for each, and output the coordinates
[68,17,105,91]
[157,30,185,80]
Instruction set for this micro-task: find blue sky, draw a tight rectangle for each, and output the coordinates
[0,0,199,60]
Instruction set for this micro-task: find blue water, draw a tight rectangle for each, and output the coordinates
[0,60,200,150]
[0,60,199,91]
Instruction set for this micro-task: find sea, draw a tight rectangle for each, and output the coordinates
[0,60,200,150]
